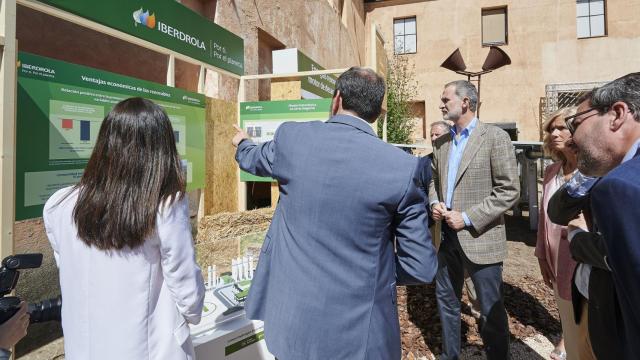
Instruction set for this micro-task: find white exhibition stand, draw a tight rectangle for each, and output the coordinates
[190,285,274,360]
[192,317,273,360]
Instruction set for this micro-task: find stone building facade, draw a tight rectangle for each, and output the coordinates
[365,0,640,143]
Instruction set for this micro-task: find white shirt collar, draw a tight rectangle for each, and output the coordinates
[622,138,640,163]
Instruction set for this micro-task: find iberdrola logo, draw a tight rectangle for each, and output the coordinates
[133,8,156,29]
[132,6,207,51]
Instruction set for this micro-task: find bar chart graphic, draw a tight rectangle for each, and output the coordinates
[49,100,104,160]
[58,119,92,141]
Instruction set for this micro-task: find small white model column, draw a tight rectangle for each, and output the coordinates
[242,256,249,280]
[212,265,217,288]
[231,259,238,282]
[248,256,254,279]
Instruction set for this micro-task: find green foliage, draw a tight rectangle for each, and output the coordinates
[378,55,418,144]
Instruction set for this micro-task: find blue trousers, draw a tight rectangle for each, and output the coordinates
[436,225,510,360]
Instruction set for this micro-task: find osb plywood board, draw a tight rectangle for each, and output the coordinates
[271,80,301,101]
[206,98,238,214]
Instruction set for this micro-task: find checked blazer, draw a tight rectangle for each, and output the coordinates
[428,121,520,264]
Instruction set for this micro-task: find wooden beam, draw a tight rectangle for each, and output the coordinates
[237,78,247,211]
[197,65,206,94]
[382,113,388,142]
[166,54,175,87]
[241,68,350,81]
[0,0,17,260]
[197,65,206,222]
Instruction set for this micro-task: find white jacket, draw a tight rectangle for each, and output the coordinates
[43,187,205,360]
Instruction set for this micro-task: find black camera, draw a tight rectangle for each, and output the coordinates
[0,253,62,324]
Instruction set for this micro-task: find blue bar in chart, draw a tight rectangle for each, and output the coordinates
[80,120,90,141]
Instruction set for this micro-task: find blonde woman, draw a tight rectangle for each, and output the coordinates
[536,107,595,360]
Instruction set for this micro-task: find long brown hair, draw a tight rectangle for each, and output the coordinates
[73,97,185,250]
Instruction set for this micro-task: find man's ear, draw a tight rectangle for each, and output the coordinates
[331,91,341,115]
[610,101,630,131]
[461,97,469,112]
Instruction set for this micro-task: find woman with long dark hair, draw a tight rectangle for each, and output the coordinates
[44,97,204,359]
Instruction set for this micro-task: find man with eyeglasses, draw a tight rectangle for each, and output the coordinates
[549,72,640,360]
[547,116,622,360]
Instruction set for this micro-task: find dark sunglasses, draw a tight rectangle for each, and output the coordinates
[564,107,602,135]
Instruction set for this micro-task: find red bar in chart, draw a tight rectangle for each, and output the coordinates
[61,119,73,129]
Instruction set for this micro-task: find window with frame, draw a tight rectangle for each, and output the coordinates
[482,7,507,46]
[577,0,606,38]
[394,17,416,54]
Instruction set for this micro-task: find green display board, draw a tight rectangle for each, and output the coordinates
[16,52,206,220]
[40,0,244,75]
[298,51,337,99]
[239,99,332,182]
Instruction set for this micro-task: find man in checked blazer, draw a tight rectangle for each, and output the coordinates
[428,80,520,360]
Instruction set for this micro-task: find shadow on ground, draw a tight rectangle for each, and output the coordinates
[404,284,481,356]
[504,214,537,246]
[459,339,547,360]
[504,281,561,339]
[402,275,561,357]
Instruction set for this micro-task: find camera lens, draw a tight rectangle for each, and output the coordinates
[28,296,62,324]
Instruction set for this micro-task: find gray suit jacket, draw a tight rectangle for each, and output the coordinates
[428,121,519,264]
[236,114,437,360]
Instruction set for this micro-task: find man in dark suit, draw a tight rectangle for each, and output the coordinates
[558,72,640,359]
[232,67,437,360]
[419,121,451,230]
[547,175,623,360]
[417,155,434,228]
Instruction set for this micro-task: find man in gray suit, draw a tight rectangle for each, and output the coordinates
[232,67,437,360]
[429,80,519,360]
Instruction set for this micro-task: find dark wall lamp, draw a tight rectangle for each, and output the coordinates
[440,46,511,117]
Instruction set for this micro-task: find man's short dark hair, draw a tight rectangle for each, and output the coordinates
[576,90,594,107]
[592,72,640,122]
[334,67,385,122]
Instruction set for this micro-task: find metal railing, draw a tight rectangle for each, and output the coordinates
[544,81,608,119]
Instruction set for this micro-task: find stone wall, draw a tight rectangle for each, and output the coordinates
[211,0,365,101]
